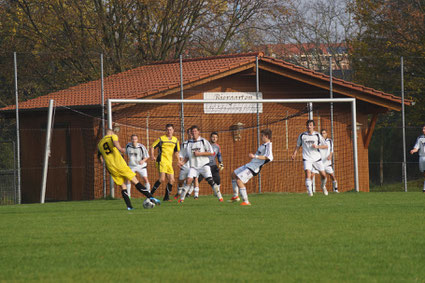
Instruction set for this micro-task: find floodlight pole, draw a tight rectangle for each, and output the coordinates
[14,52,22,204]
[180,55,185,142]
[329,56,335,166]
[41,99,55,203]
[101,53,107,198]
[256,56,262,193]
[401,57,407,192]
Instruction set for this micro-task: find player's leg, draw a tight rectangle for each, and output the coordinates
[328,173,338,193]
[232,165,253,205]
[187,177,195,197]
[125,180,132,198]
[129,176,160,205]
[193,177,200,199]
[318,170,328,196]
[304,169,313,196]
[164,173,174,201]
[230,171,240,202]
[211,165,221,196]
[201,166,223,202]
[420,157,425,192]
[121,183,133,210]
[151,172,165,195]
[179,176,194,203]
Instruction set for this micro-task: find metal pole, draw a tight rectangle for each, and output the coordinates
[256,56,261,193]
[12,141,16,203]
[13,52,21,204]
[351,100,359,192]
[41,100,55,203]
[308,103,313,120]
[101,53,107,198]
[401,57,407,192]
[180,55,185,142]
[329,56,335,166]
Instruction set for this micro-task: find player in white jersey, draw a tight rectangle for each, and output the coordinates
[125,135,150,197]
[178,125,223,203]
[176,128,198,199]
[230,129,273,206]
[410,124,425,192]
[291,120,328,196]
[311,129,339,193]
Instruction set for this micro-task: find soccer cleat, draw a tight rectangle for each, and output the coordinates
[240,201,251,206]
[322,187,328,196]
[127,207,134,211]
[307,187,313,197]
[219,198,224,202]
[194,196,199,200]
[178,199,184,203]
[174,193,179,199]
[333,189,339,193]
[149,197,161,205]
[228,196,240,202]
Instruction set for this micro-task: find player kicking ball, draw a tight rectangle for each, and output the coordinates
[178,125,223,203]
[410,124,425,193]
[311,129,339,193]
[229,129,273,206]
[291,120,328,196]
[125,134,151,197]
[177,128,198,199]
[97,129,160,210]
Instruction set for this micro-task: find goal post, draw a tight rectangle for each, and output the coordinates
[107,98,359,193]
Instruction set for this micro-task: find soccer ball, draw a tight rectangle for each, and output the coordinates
[143,198,155,209]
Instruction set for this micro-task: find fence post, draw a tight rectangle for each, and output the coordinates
[401,57,407,192]
[14,52,21,204]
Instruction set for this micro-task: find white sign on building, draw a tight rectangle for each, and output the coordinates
[203,92,263,114]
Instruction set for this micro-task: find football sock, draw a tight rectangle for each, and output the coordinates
[177,186,183,195]
[194,187,199,198]
[126,182,131,197]
[135,182,153,198]
[164,183,172,201]
[321,178,327,189]
[333,181,338,190]
[145,182,151,193]
[188,184,194,195]
[121,189,133,209]
[423,180,425,191]
[305,178,312,194]
[232,179,239,197]
[213,184,223,200]
[180,184,189,201]
[150,180,161,195]
[239,187,248,202]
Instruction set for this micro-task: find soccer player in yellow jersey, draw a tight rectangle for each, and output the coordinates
[98,128,160,210]
[150,124,180,201]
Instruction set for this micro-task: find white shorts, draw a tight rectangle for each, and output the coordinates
[312,160,334,174]
[303,160,325,172]
[179,164,190,181]
[188,166,212,179]
[129,165,148,177]
[234,165,254,184]
[419,156,425,172]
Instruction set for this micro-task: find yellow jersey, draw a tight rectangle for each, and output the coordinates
[98,134,135,185]
[151,135,180,165]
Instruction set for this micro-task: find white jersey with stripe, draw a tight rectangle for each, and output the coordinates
[179,140,191,169]
[319,138,333,163]
[297,131,326,162]
[125,143,149,167]
[413,135,425,156]
[246,142,273,174]
[182,136,214,170]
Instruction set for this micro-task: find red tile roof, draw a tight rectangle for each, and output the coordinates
[0,52,409,111]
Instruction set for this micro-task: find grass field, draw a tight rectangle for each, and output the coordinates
[1,192,425,282]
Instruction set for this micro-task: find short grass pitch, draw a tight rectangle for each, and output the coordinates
[1,192,425,282]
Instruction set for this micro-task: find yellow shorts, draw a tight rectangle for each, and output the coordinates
[110,166,136,186]
[155,161,174,175]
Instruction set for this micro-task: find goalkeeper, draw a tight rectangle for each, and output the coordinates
[198,132,224,198]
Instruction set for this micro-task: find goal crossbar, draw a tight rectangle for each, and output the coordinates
[107,98,359,192]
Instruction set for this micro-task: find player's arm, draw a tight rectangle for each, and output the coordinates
[410,138,420,154]
[248,153,268,160]
[150,138,160,161]
[216,146,224,170]
[327,151,333,161]
[113,140,125,154]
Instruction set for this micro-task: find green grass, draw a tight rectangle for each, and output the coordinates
[1,193,425,282]
[370,178,425,192]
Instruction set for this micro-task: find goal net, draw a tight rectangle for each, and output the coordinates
[106,97,359,197]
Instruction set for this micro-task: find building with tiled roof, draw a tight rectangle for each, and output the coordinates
[0,52,411,203]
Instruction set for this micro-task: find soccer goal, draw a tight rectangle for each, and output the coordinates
[107,97,359,195]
